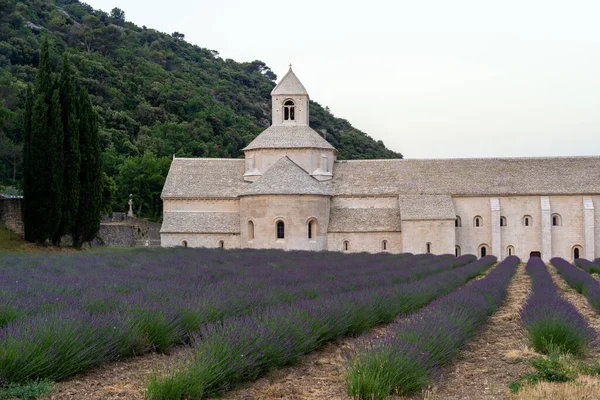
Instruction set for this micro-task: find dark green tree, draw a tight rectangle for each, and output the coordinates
[72,88,103,248]
[21,85,33,241]
[25,39,64,244]
[53,53,80,246]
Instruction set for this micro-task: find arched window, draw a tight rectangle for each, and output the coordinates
[552,214,562,227]
[500,216,507,227]
[455,246,461,257]
[507,245,515,257]
[523,215,532,227]
[276,221,285,239]
[426,242,432,253]
[218,240,224,248]
[343,240,349,251]
[455,216,462,227]
[307,219,317,240]
[382,240,388,251]
[283,100,295,121]
[181,240,188,248]
[478,244,489,258]
[573,245,582,260]
[248,220,255,241]
[474,216,482,227]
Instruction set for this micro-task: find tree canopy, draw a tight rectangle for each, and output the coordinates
[0,0,402,219]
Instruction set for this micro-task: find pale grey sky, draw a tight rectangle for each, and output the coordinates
[87,0,600,159]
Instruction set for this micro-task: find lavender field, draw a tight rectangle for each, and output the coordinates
[0,248,480,395]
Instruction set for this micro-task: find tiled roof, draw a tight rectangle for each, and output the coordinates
[242,156,332,196]
[160,212,240,233]
[332,157,600,196]
[242,125,335,151]
[328,208,401,232]
[161,158,246,198]
[398,195,456,220]
[271,68,308,96]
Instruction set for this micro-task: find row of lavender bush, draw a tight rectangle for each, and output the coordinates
[521,258,595,355]
[551,257,600,313]
[145,256,497,399]
[575,258,600,275]
[0,249,471,385]
[345,256,519,400]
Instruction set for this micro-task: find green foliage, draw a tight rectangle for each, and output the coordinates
[72,88,103,248]
[527,319,591,356]
[24,39,64,244]
[0,380,53,400]
[509,350,579,393]
[0,0,401,218]
[53,53,80,245]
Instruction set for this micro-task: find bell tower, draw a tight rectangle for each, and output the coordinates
[271,65,309,126]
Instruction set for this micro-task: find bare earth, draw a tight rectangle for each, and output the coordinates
[45,347,191,400]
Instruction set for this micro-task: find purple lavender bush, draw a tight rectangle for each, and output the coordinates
[345,256,519,400]
[145,255,495,399]
[551,257,600,313]
[575,258,600,275]
[522,258,595,355]
[0,248,470,387]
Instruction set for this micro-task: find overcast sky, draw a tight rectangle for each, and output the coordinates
[86,0,600,159]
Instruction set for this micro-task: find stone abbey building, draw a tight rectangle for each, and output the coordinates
[161,67,600,261]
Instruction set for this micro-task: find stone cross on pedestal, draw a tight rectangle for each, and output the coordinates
[127,194,134,217]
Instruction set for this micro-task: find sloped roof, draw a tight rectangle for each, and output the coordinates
[332,157,600,196]
[160,212,240,233]
[328,208,401,232]
[243,124,336,151]
[271,67,308,96]
[243,156,332,196]
[398,194,456,220]
[161,158,246,198]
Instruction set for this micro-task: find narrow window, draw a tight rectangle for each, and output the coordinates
[218,240,224,248]
[343,240,349,251]
[426,242,431,253]
[382,240,387,250]
[481,246,487,257]
[525,217,529,226]
[308,221,312,239]
[552,214,562,227]
[455,246,461,257]
[283,100,295,121]
[507,245,515,257]
[574,247,580,260]
[523,215,532,227]
[248,220,254,240]
[474,216,482,227]
[182,240,188,248]
[276,221,285,239]
[455,216,461,227]
[500,216,507,227]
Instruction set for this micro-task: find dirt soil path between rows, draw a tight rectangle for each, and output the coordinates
[44,347,191,400]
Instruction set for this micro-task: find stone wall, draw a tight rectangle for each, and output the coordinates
[94,213,161,247]
[0,196,23,235]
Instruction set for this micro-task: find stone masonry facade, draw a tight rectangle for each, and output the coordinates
[160,67,600,262]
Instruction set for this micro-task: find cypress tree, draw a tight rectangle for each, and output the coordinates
[72,88,103,248]
[22,85,33,242]
[52,54,80,246]
[26,39,64,244]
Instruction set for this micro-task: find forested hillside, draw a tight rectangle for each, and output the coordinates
[0,0,402,218]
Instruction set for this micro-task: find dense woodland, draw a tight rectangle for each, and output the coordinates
[0,0,402,219]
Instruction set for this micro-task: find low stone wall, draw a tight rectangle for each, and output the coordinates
[94,213,161,247]
[0,197,23,235]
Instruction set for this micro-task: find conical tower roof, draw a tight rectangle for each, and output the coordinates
[242,156,331,196]
[271,66,308,96]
